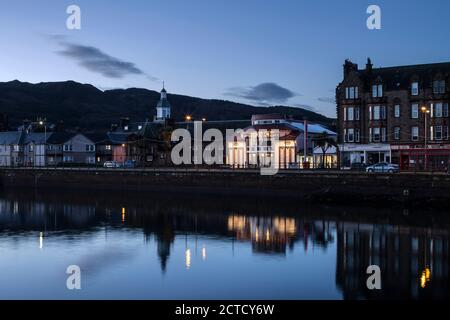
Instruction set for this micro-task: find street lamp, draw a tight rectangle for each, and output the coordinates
[421,106,430,170]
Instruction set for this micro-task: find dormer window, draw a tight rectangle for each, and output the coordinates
[372,84,383,98]
[411,82,419,96]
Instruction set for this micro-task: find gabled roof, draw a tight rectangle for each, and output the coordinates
[23,132,53,144]
[46,132,76,144]
[84,133,111,144]
[0,131,23,145]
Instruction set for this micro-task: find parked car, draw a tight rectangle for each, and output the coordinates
[103,161,120,168]
[366,162,399,173]
[123,160,136,169]
[350,162,368,171]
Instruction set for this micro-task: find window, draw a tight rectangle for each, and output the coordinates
[433,80,446,94]
[380,106,386,119]
[394,127,400,140]
[411,104,419,119]
[345,86,359,99]
[85,144,95,152]
[355,129,360,142]
[411,127,419,141]
[348,107,354,121]
[394,105,400,118]
[381,127,386,142]
[355,107,360,120]
[63,156,74,162]
[347,128,354,142]
[373,127,381,142]
[444,126,449,140]
[105,145,112,150]
[372,84,383,98]
[343,129,347,143]
[444,103,449,117]
[435,103,443,118]
[63,144,73,151]
[124,125,129,131]
[435,126,443,140]
[411,82,419,96]
[373,106,380,120]
[369,106,372,120]
[349,87,355,99]
[29,145,34,152]
[343,107,347,121]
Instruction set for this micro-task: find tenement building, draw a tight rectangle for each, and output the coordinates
[337,58,450,171]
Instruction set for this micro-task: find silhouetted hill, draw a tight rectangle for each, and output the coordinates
[0,80,335,131]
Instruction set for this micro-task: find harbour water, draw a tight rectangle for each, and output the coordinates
[0,189,448,300]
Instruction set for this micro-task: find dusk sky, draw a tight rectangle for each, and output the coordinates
[1,0,450,117]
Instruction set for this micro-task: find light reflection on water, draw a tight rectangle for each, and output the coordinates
[0,190,449,300]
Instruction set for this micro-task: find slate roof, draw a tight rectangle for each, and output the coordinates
[46,132,76,144]
[22,132,53,144]
[0,131,23,145]
[85,133,111,144]
[357,61,450,91]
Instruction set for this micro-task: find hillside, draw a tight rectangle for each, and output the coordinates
[0,80,335,131]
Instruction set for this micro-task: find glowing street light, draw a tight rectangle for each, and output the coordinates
[421,106,431,169]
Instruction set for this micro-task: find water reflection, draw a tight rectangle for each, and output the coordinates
[0,190,449,299]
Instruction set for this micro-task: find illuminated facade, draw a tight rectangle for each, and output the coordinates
[227,114,336,169]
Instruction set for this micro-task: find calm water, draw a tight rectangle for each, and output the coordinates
[0,189,449,300]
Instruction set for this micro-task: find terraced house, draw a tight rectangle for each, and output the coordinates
[337,59,450,171]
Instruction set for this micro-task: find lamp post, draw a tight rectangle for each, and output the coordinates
[421,106,430,170]
[39,119,47,167]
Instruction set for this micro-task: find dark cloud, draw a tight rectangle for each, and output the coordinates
[318,97,335,104]
[50,36,157,80]
[225,82,297,105]
[57,43,144,78]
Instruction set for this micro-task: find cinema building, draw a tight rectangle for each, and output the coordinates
[337,59,450,170]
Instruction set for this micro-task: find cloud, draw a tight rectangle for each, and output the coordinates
[225,82,297,105]
[50,35,157,80]
[318,97,335,104]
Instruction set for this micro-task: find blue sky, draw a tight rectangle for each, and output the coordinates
[0,0,449,117]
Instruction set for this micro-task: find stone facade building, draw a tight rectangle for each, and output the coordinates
[337,58,450,170]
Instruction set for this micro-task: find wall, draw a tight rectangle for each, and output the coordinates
[2,168,450,206]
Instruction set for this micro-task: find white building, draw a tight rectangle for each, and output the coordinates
[0,132,24,167]
[154,86,172,122]
[227,114,337,169]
